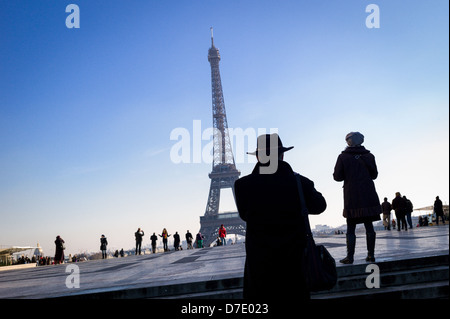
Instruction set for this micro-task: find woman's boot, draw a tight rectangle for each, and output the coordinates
[365,232,376,262]
[340,233,356,264]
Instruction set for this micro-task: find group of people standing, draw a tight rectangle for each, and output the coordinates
[381,193,414,231]
[381,195,446,231]
[134,228,177,255]
[130,227,225,255]
[55,226,227,263]
[49,132,444,302]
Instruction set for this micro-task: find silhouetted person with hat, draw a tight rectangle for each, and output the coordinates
[234,133,327,300]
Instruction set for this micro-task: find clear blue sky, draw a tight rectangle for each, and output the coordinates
[1,0,448,256]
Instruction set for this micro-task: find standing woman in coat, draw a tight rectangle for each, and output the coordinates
[333,132,381,264]
[54,235,65,264]
[100,234,108,259]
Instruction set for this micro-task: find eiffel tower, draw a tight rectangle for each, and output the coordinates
[198,28,246,247]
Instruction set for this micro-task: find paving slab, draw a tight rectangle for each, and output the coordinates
[0,225,447,299]
[314,224,449,265]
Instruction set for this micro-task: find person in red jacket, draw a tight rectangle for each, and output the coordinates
[218,224,227,246]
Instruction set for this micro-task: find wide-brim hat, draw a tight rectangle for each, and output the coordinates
[247,133,294,156]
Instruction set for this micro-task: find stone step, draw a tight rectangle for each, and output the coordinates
[315,264,449,294]
[162,279,450,300]
[335,253,449,278]
[62,276,244,299]
[58,252,448,299]
[312,280,449,299]
[314,265,448,296]
[156,254,449,299]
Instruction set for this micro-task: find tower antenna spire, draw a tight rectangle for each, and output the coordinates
[210,27,214,47]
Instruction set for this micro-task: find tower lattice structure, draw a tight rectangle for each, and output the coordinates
[198,28,245,246]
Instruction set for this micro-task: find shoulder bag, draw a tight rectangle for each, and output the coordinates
[295,173,337,292]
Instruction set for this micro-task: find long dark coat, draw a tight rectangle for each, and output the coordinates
[333,146,381,223]
[54,237,65,263]
[100,237,108,251]
[434,198,444,216]
[392,195,407,216]
[234,160,326,300]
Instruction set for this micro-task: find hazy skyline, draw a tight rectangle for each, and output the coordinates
[1,1,448,256]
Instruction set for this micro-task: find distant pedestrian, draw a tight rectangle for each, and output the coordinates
[434,196,445,225]
[150,233,158,253]
[196,232,204,248]
[159,228,171,251]
[403,196,413,229]
[218,224,227,246]
[392,192,407,231]
[185,230,193,249]
[173,232,181,251]
[100,234,108,259]
[54,235,65,264]
[120,248,124,257]
[333,132,381,264]
[135,228,144,255]
[381,197,392,230]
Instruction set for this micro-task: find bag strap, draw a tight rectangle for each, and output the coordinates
[295,173,313,237]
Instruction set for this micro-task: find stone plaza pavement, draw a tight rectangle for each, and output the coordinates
[0,224,448,299]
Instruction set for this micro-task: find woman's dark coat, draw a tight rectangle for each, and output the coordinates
[434,198,444,216]
[54,237,65,262]
[234,160,326,300]
[173,233,180,245]
[333,146,381,223]
[100,237,108,251]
